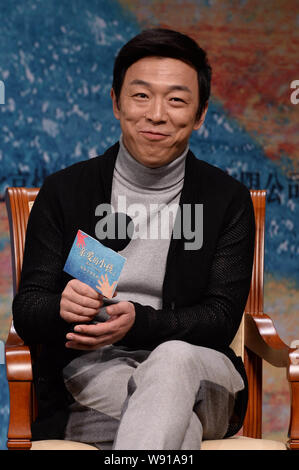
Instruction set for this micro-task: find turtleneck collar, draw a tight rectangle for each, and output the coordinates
[114,135,188,191]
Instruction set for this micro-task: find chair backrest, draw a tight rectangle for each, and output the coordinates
[230,190,266,359]
[5,188,40,296]
[5,188,40,347]
[5,187,266,352]
[244,190,266,316]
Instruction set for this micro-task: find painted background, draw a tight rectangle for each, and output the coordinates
[0,0,298,449]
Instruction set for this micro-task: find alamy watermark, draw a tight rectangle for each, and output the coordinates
[0,80,5,105]
[95,196,203,251]
[0,340,4,365]
[290,80,299,105]
[290,340,299,365]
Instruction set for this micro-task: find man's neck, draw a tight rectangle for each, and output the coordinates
[116,135,189,190]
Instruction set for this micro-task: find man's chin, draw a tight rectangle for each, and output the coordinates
[125,140,180,168]
[133,153,174,168]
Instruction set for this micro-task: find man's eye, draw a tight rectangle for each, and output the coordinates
[170,97,185,103]
[134,93,148,99]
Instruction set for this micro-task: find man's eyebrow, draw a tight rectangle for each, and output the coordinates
[129,79,151,87]
[129,79,192,93]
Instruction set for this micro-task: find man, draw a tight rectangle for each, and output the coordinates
[13,29,255,449]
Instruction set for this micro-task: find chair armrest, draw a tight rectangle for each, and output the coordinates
[5,322,33,450]
[5,320,33,381]
[244,312,289,367]
[245,312,299,449]
[5,346,33,382]
[288,347,299,450]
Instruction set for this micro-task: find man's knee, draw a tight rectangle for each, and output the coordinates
[149,340,200,370]
[128,341,197,388]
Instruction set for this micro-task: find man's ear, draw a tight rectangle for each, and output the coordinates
[193,102,208,131]
[110,88,120,120]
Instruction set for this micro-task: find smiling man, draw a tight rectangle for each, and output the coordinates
[13,29,255,450]
[110,56,206,168]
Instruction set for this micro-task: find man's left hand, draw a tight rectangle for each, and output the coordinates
[65,301,136,350]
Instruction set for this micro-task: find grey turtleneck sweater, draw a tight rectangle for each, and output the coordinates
[110,136,188,309]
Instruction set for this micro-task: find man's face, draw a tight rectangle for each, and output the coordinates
[111,56,207,168]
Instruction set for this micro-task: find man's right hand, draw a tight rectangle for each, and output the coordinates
[60,279,103,324]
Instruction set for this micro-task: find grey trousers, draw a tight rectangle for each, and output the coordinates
[63,340,244,450]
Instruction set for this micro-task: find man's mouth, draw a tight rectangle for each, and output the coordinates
[139,130,170,141]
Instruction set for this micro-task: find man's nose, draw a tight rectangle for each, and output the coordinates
[145,98,167,123]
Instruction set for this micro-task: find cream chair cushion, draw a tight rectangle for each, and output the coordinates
[31,440,98,450]
[230,315,244,360]
[30,436,286,450]
[201,436,286,450]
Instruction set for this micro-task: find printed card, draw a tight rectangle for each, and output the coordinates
[63,229,126,298]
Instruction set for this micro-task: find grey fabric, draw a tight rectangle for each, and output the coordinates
[109,136,188,309]
[63,340,244,450]
[63,345,151,449]
[64,402,118,450]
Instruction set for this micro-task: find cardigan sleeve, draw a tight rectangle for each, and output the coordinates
[12,174,69,345]
[117,185,255,351]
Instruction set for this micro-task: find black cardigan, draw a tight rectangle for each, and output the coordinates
[13,142,255,439]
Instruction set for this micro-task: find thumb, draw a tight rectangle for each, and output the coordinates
[106,301,131,317]
[105,302,122,317]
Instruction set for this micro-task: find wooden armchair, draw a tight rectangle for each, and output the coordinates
[4,187,299,450]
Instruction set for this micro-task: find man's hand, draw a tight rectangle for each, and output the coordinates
[65,301,136,350]
[60,279,103,324]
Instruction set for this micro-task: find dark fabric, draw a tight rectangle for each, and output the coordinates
[65,401,119,449]
[12,142,255,440]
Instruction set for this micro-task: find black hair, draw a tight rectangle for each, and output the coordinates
[112,28,212,119]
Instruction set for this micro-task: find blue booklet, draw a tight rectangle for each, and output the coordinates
[63,230,126,298]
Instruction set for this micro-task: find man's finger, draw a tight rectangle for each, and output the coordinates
[65,335,113,350]
[65,332,114,347]
[61,299,101,317]
[73,321,118,336]
[105,301,128,316]
[63,289,103,309]
[62,311,96,324]
[70,279,103,299]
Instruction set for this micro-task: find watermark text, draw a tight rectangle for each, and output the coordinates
[290,80,299,105]
[0,80,5,105]
[0,340,4,364]
[95,197,203,251]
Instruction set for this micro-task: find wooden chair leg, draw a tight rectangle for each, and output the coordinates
[243,347,262,438]
[287,349,299,450]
